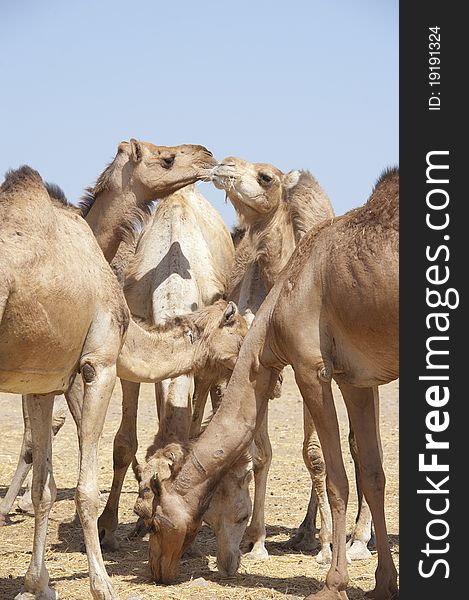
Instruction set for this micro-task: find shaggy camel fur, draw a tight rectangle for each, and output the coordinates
[212,157,347,563]
[144,167,399,600]
[0,139,218,524]
[97,183,236,551]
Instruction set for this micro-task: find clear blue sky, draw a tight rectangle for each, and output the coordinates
[0,1,398,227]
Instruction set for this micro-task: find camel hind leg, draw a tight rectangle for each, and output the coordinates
[293,359,349,600]
[98,379,140,550]
[15,393,58,600]
[340,383,397,600]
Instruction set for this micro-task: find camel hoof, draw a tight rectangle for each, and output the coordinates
[15,588,59,600]
[183,543,203,558]
[244,545,269,561]
[99,531,120,552]
[304,589,348,599]
[347,539,372,561]
[0,513,10,526]
[315,545,332,566]
[17,494,34,514]
[365,585,399,600]
[282,525,320,552]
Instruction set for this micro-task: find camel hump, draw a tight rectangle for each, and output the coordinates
[373,166,399,193]
[1,165,45,196]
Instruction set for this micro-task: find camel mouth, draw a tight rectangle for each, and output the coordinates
[211,165,238,191]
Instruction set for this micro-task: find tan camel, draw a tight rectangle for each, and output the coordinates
[144,167,399,600]
[0,139,218,524]
[132,414,255,578]
[96,183,236,551]
[212,157,342,562]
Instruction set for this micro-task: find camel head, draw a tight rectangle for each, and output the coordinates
[133,444,200,583]
[188,300,249,371]
[118,139,217,200]
[133,443,253,582]
[212,156,299,225]
[203,454,253,577]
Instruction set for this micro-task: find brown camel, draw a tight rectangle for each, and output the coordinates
[144,167,399,600]
[212,157,346,563]
[0,139,218,523]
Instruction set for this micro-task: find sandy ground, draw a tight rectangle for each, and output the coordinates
[0,369,398,600]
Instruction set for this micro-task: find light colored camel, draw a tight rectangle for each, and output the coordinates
[0,139,217,523]
[143,167,399,600]
[212,157,350,563]
[97,186,235,550]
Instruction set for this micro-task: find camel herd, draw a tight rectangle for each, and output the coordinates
[0,139,399,600]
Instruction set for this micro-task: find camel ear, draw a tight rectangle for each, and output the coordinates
[239,469,254,488]
[150,474,162,499]
[223,301,238,324]
[130,138,143,162]
[163,443,186,474]
[132,458,143,483]
[283,170,301,191]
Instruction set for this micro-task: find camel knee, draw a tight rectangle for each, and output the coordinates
[361,464,386,495]
[112,433,137,470]
[303,441,326,480]
[75,486,99,522]
[326,477,349,511]
[31,475,57,512]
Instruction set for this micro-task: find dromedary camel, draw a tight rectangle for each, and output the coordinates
[212,157,350,563]
[97,183,236,551]
[144,167,399,600]
[0,139,218,524]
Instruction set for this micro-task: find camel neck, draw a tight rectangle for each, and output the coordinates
[116,319,198,384]
[85,188,139,263]
[172,288,281,513]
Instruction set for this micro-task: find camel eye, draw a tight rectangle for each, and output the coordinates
[161,156,175,169]
[259,173,273,185]
[235,514,249,524]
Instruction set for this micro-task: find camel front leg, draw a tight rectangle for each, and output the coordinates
[243,410,271,560]
[189,373,212,437]
[15,393,58,600]
[98,379,140,550]
[341,384,397,600]
[294,367,349,600]
[75,363,119,600]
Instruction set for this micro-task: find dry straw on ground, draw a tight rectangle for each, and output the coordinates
[0,368,398,599]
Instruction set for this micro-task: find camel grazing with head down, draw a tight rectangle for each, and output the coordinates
[0,139,219,524]
[0,151,247,599]
[144,167,399,600]
[211,156,357,563]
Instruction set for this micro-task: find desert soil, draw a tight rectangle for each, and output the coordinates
[0,369,398,600]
